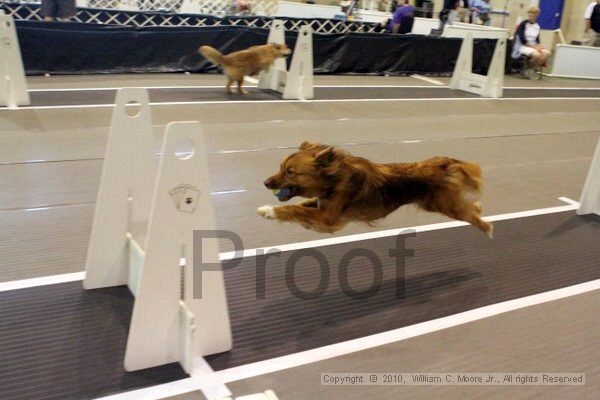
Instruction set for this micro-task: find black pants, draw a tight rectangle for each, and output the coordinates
[41,0,76,19]
[439,9,450,31]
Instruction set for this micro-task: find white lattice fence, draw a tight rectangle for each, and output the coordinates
[181,0,236,17]
[2,1,381,32]
[7,0,276,14]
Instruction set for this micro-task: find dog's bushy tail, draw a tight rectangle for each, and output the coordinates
[199,46,226,66]
[445,160,483,194]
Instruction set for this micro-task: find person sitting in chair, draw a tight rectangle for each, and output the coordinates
[472,0,492,26]
[511,7,551,79]
[390,0,415,33]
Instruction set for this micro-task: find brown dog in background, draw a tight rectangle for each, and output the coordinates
[258,142,493,237]
[199,44,291,94]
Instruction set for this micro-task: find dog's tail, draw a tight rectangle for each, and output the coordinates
[199,46,227,66]
[445,160,483,194]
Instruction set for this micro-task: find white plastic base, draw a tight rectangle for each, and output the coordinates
[450,32,505,98]
[0,11,30,108]
[577,137,600,216]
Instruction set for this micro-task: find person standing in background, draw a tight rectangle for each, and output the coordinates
[583,0,600,47]
[41,0,76,22]
[439,0,458,31]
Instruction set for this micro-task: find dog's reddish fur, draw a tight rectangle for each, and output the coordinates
[259,142,493,237]
[199,44,291,94]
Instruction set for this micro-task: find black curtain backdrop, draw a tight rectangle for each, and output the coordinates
[15,20,508,76]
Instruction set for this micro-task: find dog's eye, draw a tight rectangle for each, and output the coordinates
[285,168,294,176]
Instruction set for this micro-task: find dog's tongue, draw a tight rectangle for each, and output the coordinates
[272,188,291,200]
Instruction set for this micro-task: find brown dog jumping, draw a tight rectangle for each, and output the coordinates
[258,142,493,237]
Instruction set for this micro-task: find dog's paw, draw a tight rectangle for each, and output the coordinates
[486,224,494,239]
[257,205,276,220]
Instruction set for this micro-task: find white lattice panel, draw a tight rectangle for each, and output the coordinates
[2,1,380,32]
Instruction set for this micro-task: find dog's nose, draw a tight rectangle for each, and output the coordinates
[264,178,275,189]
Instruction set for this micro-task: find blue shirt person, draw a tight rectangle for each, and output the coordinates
[471,0,492,25]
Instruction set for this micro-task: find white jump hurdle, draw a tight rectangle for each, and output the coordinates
[578,136,600,217]
[258,20,314,100]
[84,88,232,374]
[443,24,509,40]
[0,11,29,108]
[450,32,505,98]
[549,44,600,80]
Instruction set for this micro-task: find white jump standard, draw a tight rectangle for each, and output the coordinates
[450,32,505,98]
[0,11,30,108]
[578,136,600,216]
[258,20,314,100]
[84,88,232,374]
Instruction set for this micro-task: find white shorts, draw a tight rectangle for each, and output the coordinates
[519,46,551,57]
[519,46,536,56]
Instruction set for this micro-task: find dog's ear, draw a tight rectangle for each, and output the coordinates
[314,146,341,167]
[299,141,322,151]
